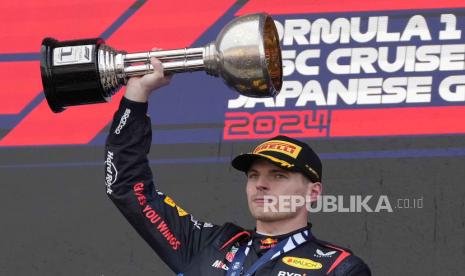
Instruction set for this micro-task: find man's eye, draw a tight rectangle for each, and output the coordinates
[248,174,258,179]
[275,174,287,179]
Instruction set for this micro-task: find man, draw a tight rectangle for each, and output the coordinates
[105,56,371,275]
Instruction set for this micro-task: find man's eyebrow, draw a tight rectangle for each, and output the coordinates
[271,169,289,174]
[247,168,289,174]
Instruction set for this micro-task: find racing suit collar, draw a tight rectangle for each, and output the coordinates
[252,223,313,239]
[251,224,313,256]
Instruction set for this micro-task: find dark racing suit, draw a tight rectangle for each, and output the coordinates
[105,97,372,276]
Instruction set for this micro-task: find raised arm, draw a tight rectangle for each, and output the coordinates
[104,53,220,273]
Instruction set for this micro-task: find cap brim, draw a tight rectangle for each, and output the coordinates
[231,153,296,173]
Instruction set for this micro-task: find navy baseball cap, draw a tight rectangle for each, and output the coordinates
[231,135,322,182]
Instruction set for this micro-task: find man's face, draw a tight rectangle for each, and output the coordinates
[246,159,312,222]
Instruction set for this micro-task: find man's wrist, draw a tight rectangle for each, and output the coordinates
[119,96,149,118]
[123,93,149,103]
[124,78,152,102]
[124,86,150,102]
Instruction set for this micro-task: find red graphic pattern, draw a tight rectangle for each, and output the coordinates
[0,0,236,146]
[331,106,465,137]
[0,0,134,53]
[0,62,42,114]
[237,0,465,15]
[0,92,125,146]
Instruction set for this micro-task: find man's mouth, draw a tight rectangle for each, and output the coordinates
[254,198,265,204]
[253,196,274,205]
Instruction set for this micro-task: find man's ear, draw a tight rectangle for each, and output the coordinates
[306,181,322,204]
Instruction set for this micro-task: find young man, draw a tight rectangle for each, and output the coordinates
[105,57,371,275]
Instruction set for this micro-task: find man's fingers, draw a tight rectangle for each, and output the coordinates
[149,47,164,77]
[164,73,173,83]
[150,57,164,78]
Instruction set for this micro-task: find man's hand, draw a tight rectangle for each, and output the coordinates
[124,47,172,103]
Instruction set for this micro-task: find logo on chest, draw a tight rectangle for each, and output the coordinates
[314,249,337,258]
[212,245,240,271]
[212,260,229,271]
[225,245,239,262]
[282,257,322,270]
[277,271,307,276]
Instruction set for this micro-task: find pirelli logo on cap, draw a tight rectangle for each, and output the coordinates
[253,140,302,159]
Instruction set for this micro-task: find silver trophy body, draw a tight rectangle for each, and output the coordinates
[40,13,282,113]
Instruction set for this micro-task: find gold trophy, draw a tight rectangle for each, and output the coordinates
[40,13,282,113]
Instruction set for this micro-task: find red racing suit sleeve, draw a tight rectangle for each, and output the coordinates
[104,97,221,273]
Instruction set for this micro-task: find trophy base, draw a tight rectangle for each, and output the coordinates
[40,37,109,113]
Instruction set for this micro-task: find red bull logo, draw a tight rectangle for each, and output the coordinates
[260,237,278,249]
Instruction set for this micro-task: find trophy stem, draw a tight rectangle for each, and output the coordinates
[124,47,205,63]
[124,59,205,76]
[123,47,207,75]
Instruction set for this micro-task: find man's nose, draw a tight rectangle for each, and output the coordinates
[256,176,270,191]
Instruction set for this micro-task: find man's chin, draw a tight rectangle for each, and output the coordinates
[250,209,296,222]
